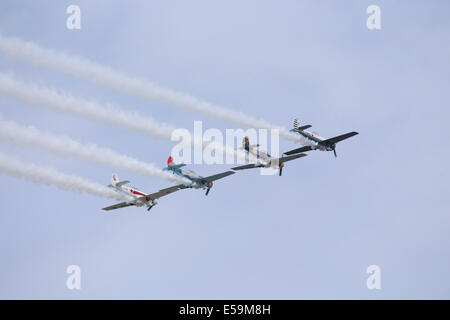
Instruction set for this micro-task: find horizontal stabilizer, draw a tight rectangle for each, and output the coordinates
[283,145,313,155]
[297,125,312,131]
[320,132,358,146]
[169,163,186,170]
[115,180,130,188]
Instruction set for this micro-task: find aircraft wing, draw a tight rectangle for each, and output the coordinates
[278,153,308,163]
[320,132,359,146]
[102,185,183,211]
[102,202,135,211]
[145,185,183,201]
[231,163,262,171]
[200,171,235,183]
[283,145,313,155]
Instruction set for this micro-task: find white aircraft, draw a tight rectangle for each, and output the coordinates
[232,136,307,176]
[284,118,359,157]
[102,174,182,212]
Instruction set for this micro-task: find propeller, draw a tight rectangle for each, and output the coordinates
[279,162,285,176]
[330,143,337,158]
[205,181,213,196]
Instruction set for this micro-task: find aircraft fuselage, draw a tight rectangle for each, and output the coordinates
[114,184,156,208]
[290,129,332,151]
[169,168,211,190]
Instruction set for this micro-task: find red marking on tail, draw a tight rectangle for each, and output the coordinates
[167,156,174,165]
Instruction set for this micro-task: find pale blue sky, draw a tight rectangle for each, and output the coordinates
[0,0,449,299]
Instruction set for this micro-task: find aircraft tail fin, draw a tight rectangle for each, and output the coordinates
[166,156,186,171]
[293,118,312,131]
[111,173,119,186]
[242,136,259,151]
[110,173,130,188]
[243,136,250,152]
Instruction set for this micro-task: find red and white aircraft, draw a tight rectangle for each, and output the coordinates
[102,174,182,212]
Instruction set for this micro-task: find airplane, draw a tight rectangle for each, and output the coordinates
[231,136,307,176]
[102,173,182,212]
[284,118,358,157]
[164,156,235,195]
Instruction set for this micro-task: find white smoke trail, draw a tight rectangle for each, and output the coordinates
[0,152,132,201]
[0,34,310,145]
[0,72,174,140]
[0,117,191,185]
[0,72,251,162]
